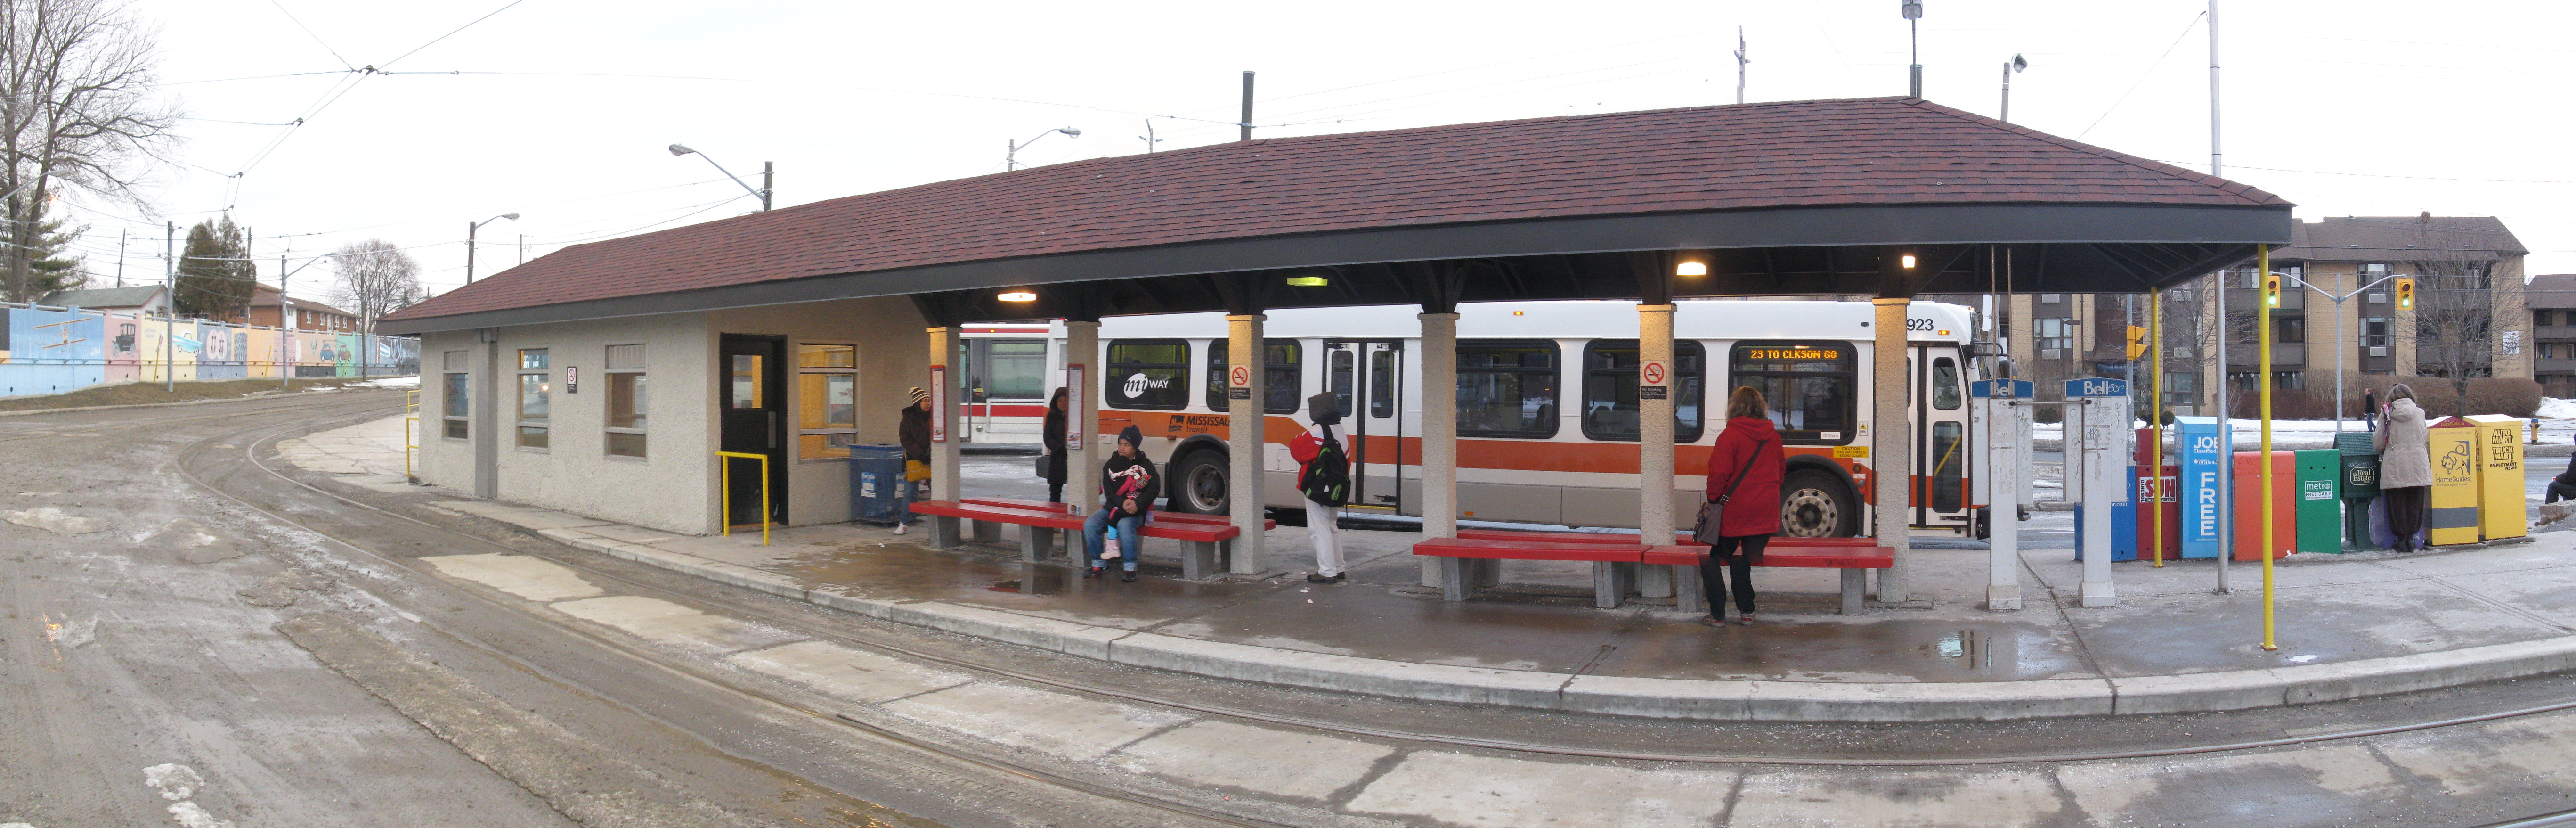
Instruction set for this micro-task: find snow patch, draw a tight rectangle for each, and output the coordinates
[45,614,93,649]
[346,375,420,389]
[3,506,99,535]
[142,763,203,801]
[165,802,234,828]
[2541,397,2576,420]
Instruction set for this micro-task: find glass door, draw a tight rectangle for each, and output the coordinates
[1913,345,1970,527]
[720,336,787,527]
[1325,340,1405,512]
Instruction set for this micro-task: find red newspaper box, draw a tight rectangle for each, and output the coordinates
[2136,463,2181,562]
[2232,451,2296,562]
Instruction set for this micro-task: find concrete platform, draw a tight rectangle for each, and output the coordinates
[291,414,2576,722]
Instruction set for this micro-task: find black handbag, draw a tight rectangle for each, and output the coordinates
[1035,452,1050,478]
[1692,438,1768,548]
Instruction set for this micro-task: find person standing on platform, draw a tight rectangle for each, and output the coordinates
[1041,387,1070,504]
[1700,386,1786,626]
[894,386,932,535]
[2546,434,2576,504]
[1083,426,1159,582]
[2375,383,2433,552]
[2364,388,2379,431]
[1292,393,1351,584]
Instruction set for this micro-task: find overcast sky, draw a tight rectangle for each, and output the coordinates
[61,0,2576,300]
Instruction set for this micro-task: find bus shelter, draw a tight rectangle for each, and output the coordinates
[380,96,2290,608]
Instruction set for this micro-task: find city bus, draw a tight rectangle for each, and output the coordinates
[955,321,1060,443]
[1073,299,1987,538]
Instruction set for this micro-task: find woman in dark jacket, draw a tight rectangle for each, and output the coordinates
[894,386,932,535]
[1081,426,1160,582]
[1701,386,1787,626]
[1041,387,1069,503]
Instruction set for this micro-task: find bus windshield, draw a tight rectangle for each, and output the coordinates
[1728,342,1856,444]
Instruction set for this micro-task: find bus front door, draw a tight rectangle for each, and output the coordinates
[1913,346,1971,529]
[1326,340,1405,512]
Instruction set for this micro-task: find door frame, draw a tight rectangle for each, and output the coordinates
[718,334,790,527]
[1325,338,1405,512]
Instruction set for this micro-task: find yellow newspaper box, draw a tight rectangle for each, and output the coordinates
[2465,414,2527,541]
[2427,416,2480,546]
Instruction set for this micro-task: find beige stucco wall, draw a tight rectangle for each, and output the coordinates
[708,296,931,526]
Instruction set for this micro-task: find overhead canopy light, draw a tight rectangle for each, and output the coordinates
[1285,275,1329,287]
[998,291,1037,302]
[1900,254,1917,269]
[1674,262,1708,277]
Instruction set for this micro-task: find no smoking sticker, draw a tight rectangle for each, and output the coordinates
[1641,361,1666,385]
[1229,365,1251,387]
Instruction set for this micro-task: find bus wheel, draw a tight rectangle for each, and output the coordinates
[1170,451,1229,514]
[1779,468,1858,538]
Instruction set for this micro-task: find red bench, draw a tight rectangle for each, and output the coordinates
[911,499,1247,580]
[1412,537,1647,608]
[1642,538,1893,615]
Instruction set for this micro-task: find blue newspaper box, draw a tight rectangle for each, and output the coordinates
[849,443,910,525]
[2174,417,2231,559]
[2071,468,2143,562]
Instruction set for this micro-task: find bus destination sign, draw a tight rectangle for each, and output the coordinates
[1743,347,1841,361]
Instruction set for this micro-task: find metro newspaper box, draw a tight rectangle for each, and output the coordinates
[2232,450,2296,562]
[2337,431,2382,551]
[2295,449,2342,554]
[2463,415,2527,541]
[2173,417,2230,559]
[2428,417,2480,546]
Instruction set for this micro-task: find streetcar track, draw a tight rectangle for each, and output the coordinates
[172,399,2576,775]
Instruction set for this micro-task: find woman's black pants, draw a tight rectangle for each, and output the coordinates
[2384,485,2430,547]
[1048,482,1065,504]
[1702,534,1768,619]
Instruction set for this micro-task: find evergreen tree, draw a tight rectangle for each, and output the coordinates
[18,203,86,296]
[171,216,254,319]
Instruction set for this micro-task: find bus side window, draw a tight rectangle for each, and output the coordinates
[1456,340,1558,438]
[1105,339,1190,410]
[1369,349,1397,418]
[1330,348,1356,416]
[1931,357,1962,410]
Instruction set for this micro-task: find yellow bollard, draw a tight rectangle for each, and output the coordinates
[715,451,772,546]
[2150,289,2165,567]
[2257,245,2277,652]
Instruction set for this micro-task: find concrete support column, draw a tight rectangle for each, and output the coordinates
[1064,321,1100,514]
[472,328,500,500]
[1637,303,1677,599]
[1419,312,1461,588]
[1871,297,1914,603]
[1984,390,2023,610]
[927,326,962,502]
[1226,313,1268,575]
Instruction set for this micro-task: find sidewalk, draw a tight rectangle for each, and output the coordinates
[293,415,2576,722]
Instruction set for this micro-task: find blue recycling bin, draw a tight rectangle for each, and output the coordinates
[849,443,910,525]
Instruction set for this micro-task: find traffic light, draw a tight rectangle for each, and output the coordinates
[2394,277,2415,310]
[2262,273,2283,308]
[2125,325,2150,360]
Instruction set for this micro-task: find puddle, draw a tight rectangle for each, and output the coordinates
[1926,629,1998,671]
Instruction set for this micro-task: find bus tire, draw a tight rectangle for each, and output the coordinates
[1169,450,1229,514]
[1779,468,1860,538]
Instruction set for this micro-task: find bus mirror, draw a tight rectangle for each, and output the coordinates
[1967,341,2004,358]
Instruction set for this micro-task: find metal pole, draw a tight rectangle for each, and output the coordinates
[2213,267,2231,593]
[761,161,773,211]
[2259,245,2277,650]
[163,221,174,392]
[2334,291,2347,434]
[2208,0,2222,176]
[2000,60,2011,123]
[465,221,478,284]
[114,230,124,287]
[281,253,290,387]
[1734,27,1748,105]
[1007,139,1017,172]
[1240,71,1256,141]
[2151,288,2164,567]
[1909,18,1923,97]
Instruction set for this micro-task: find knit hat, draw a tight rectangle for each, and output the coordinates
[909,386,930,404]
[1117,425,1143,448]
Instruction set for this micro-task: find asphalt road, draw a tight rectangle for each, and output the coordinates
[14,393,2576,827]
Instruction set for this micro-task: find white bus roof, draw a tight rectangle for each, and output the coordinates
[1096,299,1977,343]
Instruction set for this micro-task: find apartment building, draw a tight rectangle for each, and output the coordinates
[2527,275,2576,398]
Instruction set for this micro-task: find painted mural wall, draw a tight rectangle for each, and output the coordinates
[0,303,419,398]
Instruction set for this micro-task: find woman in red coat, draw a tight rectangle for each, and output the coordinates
[1701,385,1786,626]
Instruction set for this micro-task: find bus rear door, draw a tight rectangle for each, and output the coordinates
[1325,340,1406,512]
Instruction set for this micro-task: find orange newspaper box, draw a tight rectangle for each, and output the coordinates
[2233,451,2296,562]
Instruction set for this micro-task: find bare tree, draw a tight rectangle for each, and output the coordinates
[328,239,420,334]
[0,0,176,303]
[2412,254,2499,417]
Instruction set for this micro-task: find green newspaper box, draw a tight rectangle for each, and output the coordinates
[2296,449,2342,553]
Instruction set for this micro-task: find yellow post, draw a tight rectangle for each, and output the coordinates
[2150,288,2164,567]
[716,451,772,546]
[2258,246,2277,651]
[403,416,416,479]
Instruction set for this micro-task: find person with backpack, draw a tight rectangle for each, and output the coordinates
[1291,393,1352,583]
[1696,386,1786,626]
[1082,425,1160,582]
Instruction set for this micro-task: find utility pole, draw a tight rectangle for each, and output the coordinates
[1239,71,1255,141]
[2208,0,2222,176]
[163,221,174,392]
[2000,54,2027,123]
[761,162,773,211]
[1734,27,1748,105]
[518,234,526,266]
[281,251,291,387]
[466,221,479,284]
[1903,0,1924,97]
[1139,120,1160,153]
[114,230,124,287]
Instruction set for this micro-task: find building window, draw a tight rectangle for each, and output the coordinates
[1105,340,1189,410]
[517,348,550,449]
[1204,339,1303,414]
[1580,339,1705,443]
[2275,316,2306,343]
[2227,371,2259,393]
[796,343,857,459]
[1457,340,1559,438]
[2362,317,2393,348]
[2162,372,2201,406]
[2537,310,2555,328]
[2274,371,2302,390]
[2035,318,2075,353]
[604,344,646,458]
[1729,341,1857,444]
[442,350,469,440]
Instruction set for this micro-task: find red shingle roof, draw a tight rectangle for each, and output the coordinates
[386,96,2285,323]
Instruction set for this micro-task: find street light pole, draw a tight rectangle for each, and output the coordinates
[667,144,772,210]
[1902,0,1924,97]
[2000,54,2028,122]
[2297,272,2401,435]
[464,213,519,284]
[1004,128,1082,172]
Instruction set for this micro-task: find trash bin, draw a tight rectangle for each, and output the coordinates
[2175,417,2229,559]
[2337,431,2382,550]
[2428,416,2479,546]
[2232,451,2296,562]
[2463,415,2527,541]
[849,443,909,525]
[2295,449,2341,554]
